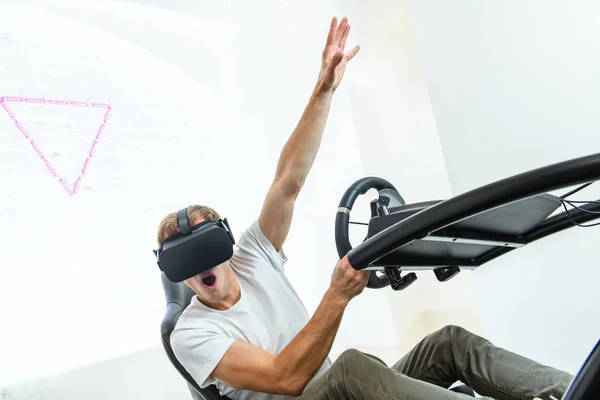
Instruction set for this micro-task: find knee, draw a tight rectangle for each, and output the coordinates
[333,348,386,377]
[432,324,472,345]
[337,348,364,363]
[335,348,384,369]
[326,349,363,376]
[440,324,469,336]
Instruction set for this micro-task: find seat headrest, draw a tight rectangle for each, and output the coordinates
[161,272,196,335]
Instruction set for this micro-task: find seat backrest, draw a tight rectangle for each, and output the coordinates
[160,272,231,400]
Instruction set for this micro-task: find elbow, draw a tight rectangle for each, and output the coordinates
[289,387,305,397]
[286,375,309,397]
[275,171,304,198]
[277,379,306,397]
[273,362,308,397]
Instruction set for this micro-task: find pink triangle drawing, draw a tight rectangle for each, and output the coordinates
[0,96,112,196]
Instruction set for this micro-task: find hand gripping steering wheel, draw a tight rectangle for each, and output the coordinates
[334,177,406,289]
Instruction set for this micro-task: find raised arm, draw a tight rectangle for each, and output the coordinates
[259,16,360,252]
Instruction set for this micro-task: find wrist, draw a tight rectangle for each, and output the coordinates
[313,79,335,97]
[325,287,350,308]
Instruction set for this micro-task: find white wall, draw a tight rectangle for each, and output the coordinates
[407,0,600,374]
[0,0,399,393]
[0,0,240,388]
[340,0,486,355]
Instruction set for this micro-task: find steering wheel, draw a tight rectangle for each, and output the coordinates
[334,177,405,289]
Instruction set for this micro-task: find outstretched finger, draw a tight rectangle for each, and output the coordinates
[325,16,338,46]
[339,23,350,51]
[335,17,348,44]
[345,45,360,61]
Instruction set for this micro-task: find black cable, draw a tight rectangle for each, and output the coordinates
[557,179,600,227]
[564,201,600,214]
[560,182,594,199]
[560,200,600,227]
[563,200,600,204]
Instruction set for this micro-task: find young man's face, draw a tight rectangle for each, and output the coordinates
[184,261,233,308]
[181,216,236,309]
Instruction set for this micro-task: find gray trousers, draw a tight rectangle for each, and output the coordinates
[299,325,574,400]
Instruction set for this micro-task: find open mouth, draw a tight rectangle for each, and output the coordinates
[202,274,217,288]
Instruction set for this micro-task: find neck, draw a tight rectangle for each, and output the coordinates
[220,269,241,310]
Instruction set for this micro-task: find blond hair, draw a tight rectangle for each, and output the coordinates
[156,205,221,247]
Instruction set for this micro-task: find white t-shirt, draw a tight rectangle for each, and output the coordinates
[170,219,332,400]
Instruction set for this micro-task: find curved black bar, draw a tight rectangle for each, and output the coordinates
[348,153,600,269]
[337,177,398,210]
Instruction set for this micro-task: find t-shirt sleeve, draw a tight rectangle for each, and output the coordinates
[170,323,236,388]
[235,219,288,272]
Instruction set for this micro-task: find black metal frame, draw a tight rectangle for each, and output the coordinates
[334,152,600,398]
[346,152,600,271]
[357,200,600,272]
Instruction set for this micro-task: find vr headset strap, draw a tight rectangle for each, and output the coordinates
[177,208,192,236]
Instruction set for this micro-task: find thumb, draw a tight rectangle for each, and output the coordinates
[321,50,344,85]
[328,50,344,70]
[360,270,370,283]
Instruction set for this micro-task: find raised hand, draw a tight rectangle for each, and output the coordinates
[318,16,360,92]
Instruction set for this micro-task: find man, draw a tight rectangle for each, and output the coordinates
[157,17,574,400]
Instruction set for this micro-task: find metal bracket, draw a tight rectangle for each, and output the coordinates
[433,266,461,282]
[384,267,418,291]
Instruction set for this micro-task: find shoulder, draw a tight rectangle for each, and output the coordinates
[234,219,288,272]
[170,305,236,386]
[171,303,225,345]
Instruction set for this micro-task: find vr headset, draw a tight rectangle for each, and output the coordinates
[154,208,235,282]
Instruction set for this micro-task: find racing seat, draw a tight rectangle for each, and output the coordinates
[160,272,231,400]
